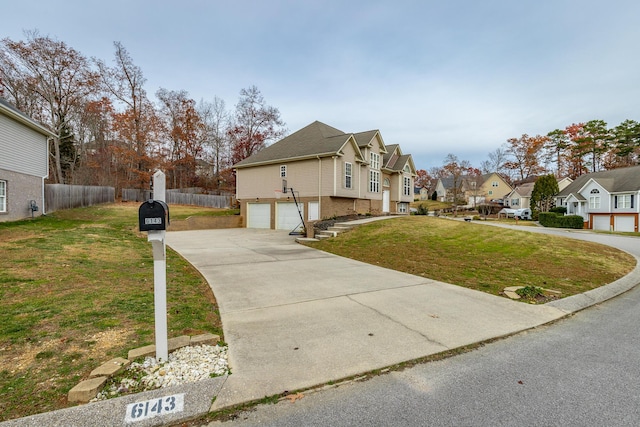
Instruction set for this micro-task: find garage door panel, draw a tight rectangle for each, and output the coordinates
[247,203,271,228]
[276,202,303,231]
[592,215,610,231]
[614,215,635,232]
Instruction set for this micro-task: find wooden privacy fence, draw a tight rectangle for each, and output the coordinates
[45,184,115,213]
[122,188,234,209]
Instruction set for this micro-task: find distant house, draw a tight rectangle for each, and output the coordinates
[234,121,416,230]
[435,173,512,207]
[0,98,55,222]
[556,166,640,232]
[504,182,535,209]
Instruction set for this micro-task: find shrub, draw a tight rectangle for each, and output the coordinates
[539,212,584,229]
[415,204,429,215]
[516,286,545,299]
[549,206,567,214]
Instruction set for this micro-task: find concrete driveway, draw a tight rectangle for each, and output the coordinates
[166,227,571,410]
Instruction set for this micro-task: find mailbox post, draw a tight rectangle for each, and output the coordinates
[138,170,170,362]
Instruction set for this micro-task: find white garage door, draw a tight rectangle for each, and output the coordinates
[592,215,611,231]
[276,202,304,231]
[614,215,635,232]
[247,203,271,228]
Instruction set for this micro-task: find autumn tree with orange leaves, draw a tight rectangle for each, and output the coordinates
[503,134,548,181]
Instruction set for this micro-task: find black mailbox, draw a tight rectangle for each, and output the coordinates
[139,199,170,231]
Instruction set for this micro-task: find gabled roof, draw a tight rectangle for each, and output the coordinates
[0,97,56,137]
[509,182,535,198]
[234,121,398,168]
[557,165,640,197]
[234,121,366,168]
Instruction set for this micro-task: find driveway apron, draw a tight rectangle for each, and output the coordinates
[166,228,567,409]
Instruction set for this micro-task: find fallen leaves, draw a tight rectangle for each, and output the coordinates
[285,392,304,403]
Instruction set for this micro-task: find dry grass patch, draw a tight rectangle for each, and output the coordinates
[305,216,635,297]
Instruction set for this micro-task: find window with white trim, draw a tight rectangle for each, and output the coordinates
[280,165,287,177]
[492,181,499,187]
[589,189,600,209]
[369,170,380,193]
[344,162,352,189]
[398,202,408,213]
[370,152,380,170]
[0,180,6,213]
[615,194,634,209]
[403,176,411,196]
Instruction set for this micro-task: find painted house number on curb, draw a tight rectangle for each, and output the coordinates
[124,393,184,423]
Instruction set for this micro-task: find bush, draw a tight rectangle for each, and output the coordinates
[415,204,429,215]
[549,206,567,214]
[539,212,584,229]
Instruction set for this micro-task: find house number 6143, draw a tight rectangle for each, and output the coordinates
[125,393,184,423]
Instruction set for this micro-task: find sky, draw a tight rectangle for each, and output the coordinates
[3,0,640,170]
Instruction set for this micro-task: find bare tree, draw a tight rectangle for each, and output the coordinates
[1,31,99,183]
[228,85,286,164]
[198,97,230,188]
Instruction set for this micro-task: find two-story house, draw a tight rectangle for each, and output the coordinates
[556,165,640,231]
[234,121,416,230]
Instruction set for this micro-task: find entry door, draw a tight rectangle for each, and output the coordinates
[308,201,319,221]
[382,190,390,213]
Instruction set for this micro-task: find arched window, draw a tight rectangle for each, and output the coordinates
[590,189,600,194]
[383,178,390,187]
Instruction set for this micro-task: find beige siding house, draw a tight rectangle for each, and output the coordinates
[234,121,416,230]
[0,98,55,222]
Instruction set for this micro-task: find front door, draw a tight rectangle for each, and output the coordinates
[383,190,390,213]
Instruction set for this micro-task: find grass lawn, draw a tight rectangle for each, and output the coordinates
[305,216,636,297]
[0,203,234,421]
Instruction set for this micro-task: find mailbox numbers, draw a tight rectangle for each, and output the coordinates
[144,217,162,225]
[125,393,184,423]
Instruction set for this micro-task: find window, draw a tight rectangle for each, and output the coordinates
[511,199,519,206]
[492,181,499,187]
[398,203,408,213]
[370,152,380,170]
[369,170,380,193]
[344,162,352,189]
[403,176,411,196]
[383,178,390,187]
[0,180,6,213]
[589,196,601,209]
[615,194,634,209]
[280,165,287,177]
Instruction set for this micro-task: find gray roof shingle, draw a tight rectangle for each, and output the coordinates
[234,121,375,168]
[558,165,640,196]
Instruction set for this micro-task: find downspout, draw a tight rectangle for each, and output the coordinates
[43,137,52,215]
[332,156,337,196]
[317,156,322,217]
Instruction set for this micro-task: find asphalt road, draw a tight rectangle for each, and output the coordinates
[209,228,640,427]
[211,283,640,427]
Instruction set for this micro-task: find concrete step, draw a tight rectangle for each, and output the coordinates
[327,225,351,232]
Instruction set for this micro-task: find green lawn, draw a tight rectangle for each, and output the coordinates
[0,203,227,421]
[304,216,636,297]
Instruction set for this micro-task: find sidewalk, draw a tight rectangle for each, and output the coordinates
[3,221,639,426]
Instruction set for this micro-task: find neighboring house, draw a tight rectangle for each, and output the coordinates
[504,182,535,208]
[415,186,429,201]
[435,173,512,206]
[0,98,55,222]
[507,176,573,209]
[556,165,640,232]
[233,121,416,230]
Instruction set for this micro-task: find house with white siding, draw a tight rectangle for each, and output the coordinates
[233,121,416,230]
[556,166,640,232]
[0,98,55,222]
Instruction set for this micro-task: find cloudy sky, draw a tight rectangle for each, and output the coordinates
[4,0,640,169]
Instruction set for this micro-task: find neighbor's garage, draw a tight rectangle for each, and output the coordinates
[247,203,271,228]
[276,202,304,231]
[592,215,611,231]
[614,215,636,232]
